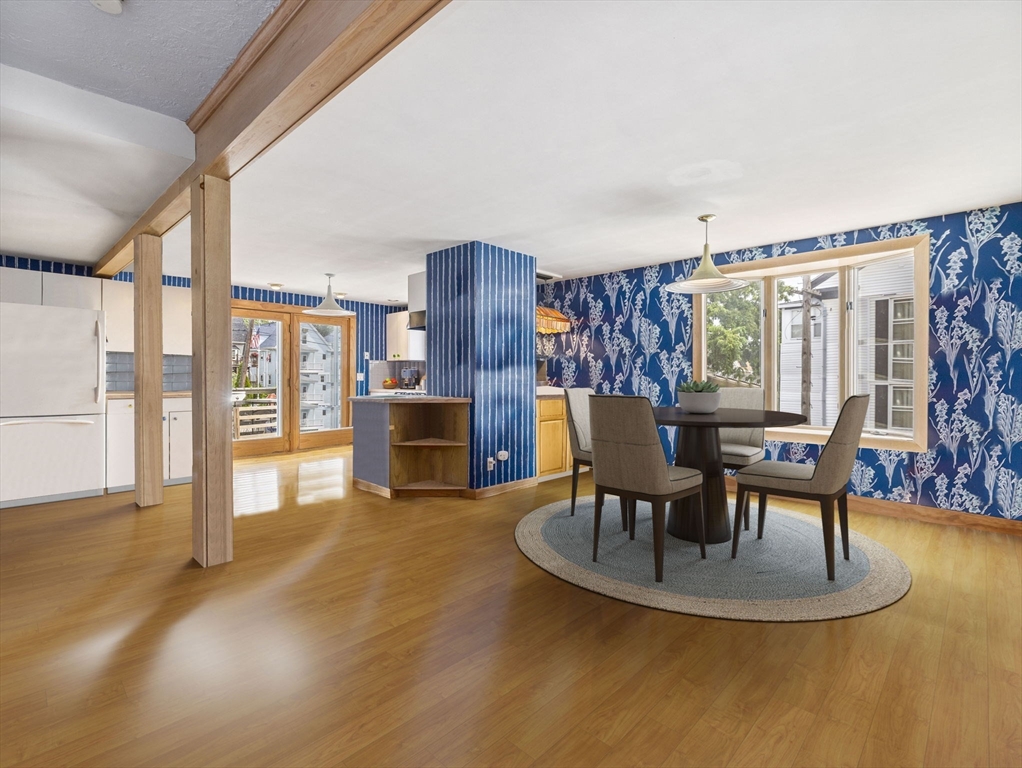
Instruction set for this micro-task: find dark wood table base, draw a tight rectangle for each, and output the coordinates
[668,425,731,544]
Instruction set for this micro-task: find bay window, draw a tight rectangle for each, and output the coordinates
[694,234,929,452]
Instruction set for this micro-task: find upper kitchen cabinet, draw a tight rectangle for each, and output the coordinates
[101,281,191,354]
[162,285,191,355]
[0,267,42,305]
[42,272,102,310]
[386,310,425,360]
[102,279,134,352]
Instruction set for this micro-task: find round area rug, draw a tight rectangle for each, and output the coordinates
[515,496,911,622]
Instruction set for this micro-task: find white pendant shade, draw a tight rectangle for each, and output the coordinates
[303,274,355,316]
[665,215,748,295]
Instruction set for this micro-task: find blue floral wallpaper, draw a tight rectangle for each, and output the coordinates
[539,203,1022,520]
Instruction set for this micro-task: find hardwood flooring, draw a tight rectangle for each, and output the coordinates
[1,447,1019,767]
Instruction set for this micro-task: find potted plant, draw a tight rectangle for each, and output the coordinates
[676,380,720,413]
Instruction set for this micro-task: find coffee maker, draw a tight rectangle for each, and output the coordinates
[400,367,420,389]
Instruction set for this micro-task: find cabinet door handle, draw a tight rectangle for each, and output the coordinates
[1,419,95,427]
[95,319,104,403]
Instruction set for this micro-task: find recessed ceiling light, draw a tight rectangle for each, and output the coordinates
[268,282,284,290]
[90,0,123,15]
[333,292,347,300]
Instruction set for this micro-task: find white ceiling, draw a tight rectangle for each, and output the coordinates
[0,66,194,263]
[0,0,279,120]
[166,1,1021,301]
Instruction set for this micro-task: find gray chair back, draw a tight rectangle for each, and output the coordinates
[589,395,672,496]
[564,387,595,460]
[718,387,764,448]
[812,395,870,494]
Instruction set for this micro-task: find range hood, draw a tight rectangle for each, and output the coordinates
[407,271,426,330]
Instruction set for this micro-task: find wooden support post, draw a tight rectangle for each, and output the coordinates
[191,175,233,567]
[134,234,164,507]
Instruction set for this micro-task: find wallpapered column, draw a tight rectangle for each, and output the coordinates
[539,203,1022,520]
[427,241,537,489]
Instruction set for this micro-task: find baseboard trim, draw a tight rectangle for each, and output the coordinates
[724,476,1022,536]
[463,477,538,499]
[353,478,393,499]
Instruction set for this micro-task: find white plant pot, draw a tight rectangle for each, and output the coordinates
[676,391,720,414]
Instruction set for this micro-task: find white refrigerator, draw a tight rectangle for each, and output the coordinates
[0,302,107,508]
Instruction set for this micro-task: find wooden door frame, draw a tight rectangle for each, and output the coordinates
[231,299,356,453]
[230,306,292,458]
[292,313,355,450]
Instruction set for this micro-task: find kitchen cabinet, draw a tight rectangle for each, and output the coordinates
[0,267,42,305]
[102,279,134,352]
[101,280,191,355]
[162,285,191,355]
[167,410,192,480]
[42,272,102,310]
[386,310,426,360]
[106,404,136,490]
[106,397,192,490]
[536,396,569,477]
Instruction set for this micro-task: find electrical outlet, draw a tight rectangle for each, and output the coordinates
[356,373,364,382]
[364,351,370,360]
[496,450,509,461]
[487,457,496,471]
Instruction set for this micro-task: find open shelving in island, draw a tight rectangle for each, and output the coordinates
[350,396,470,498]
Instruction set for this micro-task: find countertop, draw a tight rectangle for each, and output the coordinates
[349,395,471,404]
[107,391,192,400]
[536,386,564,399]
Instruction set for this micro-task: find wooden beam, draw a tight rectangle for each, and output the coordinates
[94,0,449,277]
[133,234,164,508]
[191,175,233,567]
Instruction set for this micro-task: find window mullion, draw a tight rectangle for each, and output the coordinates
[763,276,777,410]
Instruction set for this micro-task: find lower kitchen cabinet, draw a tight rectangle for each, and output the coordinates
[106,397,192,491]
[536,396,569,477]
[167,410,192,480]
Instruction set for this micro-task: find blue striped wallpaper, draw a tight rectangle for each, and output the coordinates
[1,257,401,397]
[427,241,537,489]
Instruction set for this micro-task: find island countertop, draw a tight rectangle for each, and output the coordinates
[349,395,471,404]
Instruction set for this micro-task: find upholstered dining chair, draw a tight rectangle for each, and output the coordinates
[589,394,707,582]
[565,388,628,531]
[731,394,870,580]
[717,387,766,531]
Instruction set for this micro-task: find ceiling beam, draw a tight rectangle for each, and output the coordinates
[93,0,449,277]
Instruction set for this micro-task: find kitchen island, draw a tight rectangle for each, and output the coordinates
[350,395,471,498]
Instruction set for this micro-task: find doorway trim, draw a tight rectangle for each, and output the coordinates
[232,299,357,455]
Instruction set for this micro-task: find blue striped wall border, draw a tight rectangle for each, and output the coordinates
[427,241,536,489]
[2,258,401,396]
[2,255,92,276]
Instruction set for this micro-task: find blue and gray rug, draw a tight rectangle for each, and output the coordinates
[515,496,911,621]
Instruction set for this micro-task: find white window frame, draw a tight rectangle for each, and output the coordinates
[693,234,929,452]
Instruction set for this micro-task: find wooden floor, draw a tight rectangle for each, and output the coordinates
[1,448,1019,768]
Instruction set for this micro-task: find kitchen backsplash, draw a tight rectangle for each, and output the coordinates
[368,360,426,390]
[106,352,192,392]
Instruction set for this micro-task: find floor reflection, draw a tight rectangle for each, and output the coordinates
[233,465,281,516]
[297,457,347,505]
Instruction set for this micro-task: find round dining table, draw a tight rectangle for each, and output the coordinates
[651,406,807,545]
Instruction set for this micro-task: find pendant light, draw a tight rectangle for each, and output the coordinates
[665,214,748,294]
[303,273,355,316]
